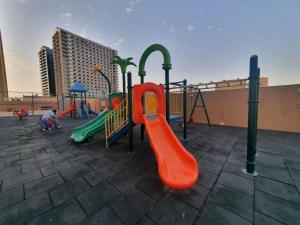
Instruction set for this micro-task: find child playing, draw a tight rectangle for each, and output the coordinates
[41,109,60,131]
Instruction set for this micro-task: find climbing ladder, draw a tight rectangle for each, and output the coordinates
[104,97,129,148]
[188,89,211,126]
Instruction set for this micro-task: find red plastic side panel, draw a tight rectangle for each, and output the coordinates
[133,82,165,124]
[57,100,75,118]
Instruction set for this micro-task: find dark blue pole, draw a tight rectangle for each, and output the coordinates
[245,55,260,175]
[140,76,145,140]
[165,69,170,123]
[127,72,134,153]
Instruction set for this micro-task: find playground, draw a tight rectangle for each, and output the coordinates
[0,44,299,225]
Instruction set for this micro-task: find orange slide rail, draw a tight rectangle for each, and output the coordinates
[133,82,198,189]
[57,100,75,118]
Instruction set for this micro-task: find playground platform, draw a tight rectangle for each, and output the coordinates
[0,116,299,225]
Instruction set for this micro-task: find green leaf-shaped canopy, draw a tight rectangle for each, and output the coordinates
[111,56,136,74]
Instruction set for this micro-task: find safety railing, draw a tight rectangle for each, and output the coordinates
[104,97,128,148]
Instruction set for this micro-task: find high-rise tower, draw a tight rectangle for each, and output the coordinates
[52,27,118,97]
[0,31,8,99]
[38,46,56,96]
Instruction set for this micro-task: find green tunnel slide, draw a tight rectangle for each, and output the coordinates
[70,110,110,143]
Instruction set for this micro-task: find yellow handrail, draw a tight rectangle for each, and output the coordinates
[105,97,128,148]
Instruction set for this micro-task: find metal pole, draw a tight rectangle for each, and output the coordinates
[74,92,76,119]
[62,94,65,111]
[165,69,170,123]
[183,79,187,139]
[122,72,126,100]
[31,93,34,115]
[99,70,111,94]
[127,72,134,153]
[140,76,145,141]
[254,67,260,156]
[199,91,211,126]
[244,55,260,176]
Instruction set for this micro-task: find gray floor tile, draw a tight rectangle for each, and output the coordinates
[77,181,119,216]
[197,169,218,189]
[196,202,251,225]
[254,211,284,225]
[25,173,64,198]
[60,164,92,181]
[0,192,52,225]
[107,165,149,192]
[83,166,116,186]
[110,186,155,225]
[41,161,72,177]
[2,169,41,191]
[49,177,89,206]
[198,159,223,175]
[28,199,86,225]
[255,190,300,225]
[256,176,300,204]
[209,184,253,221]
[217,171,254,196]
[135,174,169,200]
[148,193,198,225]
[77,206,123,225]
[0,187,24,210]
[170,184,210,210]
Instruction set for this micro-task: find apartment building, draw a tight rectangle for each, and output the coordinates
[52,27,118,97]
[38,46,56,96]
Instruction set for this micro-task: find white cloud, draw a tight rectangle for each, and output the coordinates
[217,27,223,32]
[60,12,72,20]
[114,36,124,46]
[207,24,213,30]
[161,21,167,26]
[125,0,142,13]
[84,4,94,13]
[18,0,30,4]
[101,11,107,15]
[169,26,175,32]
[125,7,134,13]
[187,25,195,32]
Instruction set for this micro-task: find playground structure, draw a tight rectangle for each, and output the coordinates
[57,82,98,119]
[103,44,199,189]
[70,66,124,143]
[103,44,261,181]
[69,43,261,189]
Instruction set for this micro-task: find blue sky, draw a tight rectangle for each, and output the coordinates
[0,0,299,92]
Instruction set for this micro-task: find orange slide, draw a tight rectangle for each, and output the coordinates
[143,113,199,190]
[56,100,75,118]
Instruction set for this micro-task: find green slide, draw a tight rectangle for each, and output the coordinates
[70,110,110,143]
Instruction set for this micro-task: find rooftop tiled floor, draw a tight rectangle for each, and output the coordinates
[0,116,299,225]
